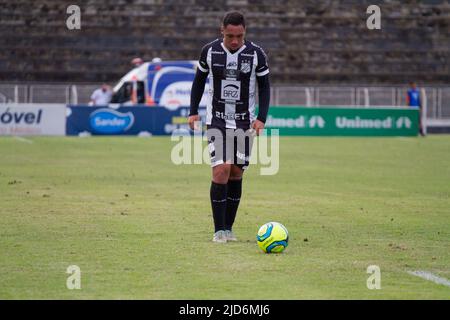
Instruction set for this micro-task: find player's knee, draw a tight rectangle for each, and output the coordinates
[212,165,230,184]
[229,165,243,180]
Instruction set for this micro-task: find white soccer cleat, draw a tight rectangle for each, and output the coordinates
[212,230,227,243]
[225,230,238,241]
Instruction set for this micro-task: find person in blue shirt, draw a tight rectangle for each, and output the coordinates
[407,82,421,108]
[406,82,425,136]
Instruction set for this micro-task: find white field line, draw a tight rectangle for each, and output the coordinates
[13,136,33,144]
[407,271,450,288]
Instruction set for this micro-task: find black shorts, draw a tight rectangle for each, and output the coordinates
[206,125,255,170]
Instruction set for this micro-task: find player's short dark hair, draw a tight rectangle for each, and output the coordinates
[222,11,245,28]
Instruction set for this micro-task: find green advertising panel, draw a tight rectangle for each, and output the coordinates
[263,106,419,136]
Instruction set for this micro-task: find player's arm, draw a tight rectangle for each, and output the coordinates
[189,46,210,129]
[252,47,270,135]
[189,69,208,117]
[256,74,270,123]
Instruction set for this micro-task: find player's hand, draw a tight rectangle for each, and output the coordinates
[251,119,265,136]
[188,115,200,130]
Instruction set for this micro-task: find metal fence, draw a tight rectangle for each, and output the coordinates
[0,83,449,119]
[272,86,450,119]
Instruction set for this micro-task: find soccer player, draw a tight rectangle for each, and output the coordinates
[188,11,271,243]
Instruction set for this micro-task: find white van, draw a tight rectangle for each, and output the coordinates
[111,58,209,110]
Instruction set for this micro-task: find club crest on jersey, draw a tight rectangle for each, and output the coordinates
[240,61,251,74]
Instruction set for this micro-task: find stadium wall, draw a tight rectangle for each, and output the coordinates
[0,0,449,84]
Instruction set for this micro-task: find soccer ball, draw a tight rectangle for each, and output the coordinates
[256,222,289,253]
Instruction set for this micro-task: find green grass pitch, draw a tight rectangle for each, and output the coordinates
[0,135,449,299]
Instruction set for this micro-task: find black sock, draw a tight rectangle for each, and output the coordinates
[210,181,228,232]
[225,179,242,231]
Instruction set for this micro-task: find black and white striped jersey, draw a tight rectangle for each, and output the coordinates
[197,39,270,129]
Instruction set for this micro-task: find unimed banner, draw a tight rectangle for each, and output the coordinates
[0,104,66,136]
[264,106,419,136]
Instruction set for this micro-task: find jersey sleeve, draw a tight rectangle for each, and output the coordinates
[255,47,269,77]
[197,45,210,73]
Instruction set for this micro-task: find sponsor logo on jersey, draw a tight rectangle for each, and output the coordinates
[224,69,240,79]
[241,53,254,57]
[221,80,241,101]
[227,61,238,68]
[211,50,225,55]
[215,111,247,120]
